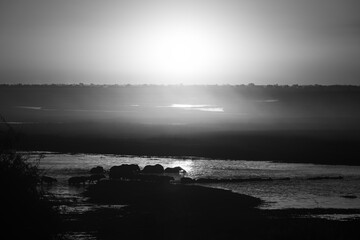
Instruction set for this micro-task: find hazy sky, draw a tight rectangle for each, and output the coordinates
[1,0,360,85]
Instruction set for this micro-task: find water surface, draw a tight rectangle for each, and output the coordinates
[36,152,360,211]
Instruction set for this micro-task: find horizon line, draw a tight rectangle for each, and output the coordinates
[0,83,360,87]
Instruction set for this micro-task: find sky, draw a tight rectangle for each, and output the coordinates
[1,0,360,85]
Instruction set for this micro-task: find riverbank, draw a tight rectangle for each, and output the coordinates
[54,180,360,240]
[37,153,360,210]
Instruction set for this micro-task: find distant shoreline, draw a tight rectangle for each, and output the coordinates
[25,150,360,166]
[1,83,360,87]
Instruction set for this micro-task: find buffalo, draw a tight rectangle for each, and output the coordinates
[142,164,164,174]
[90,166,104,175]
[164,166,186,174]
[109,164,140,180]
[88,174,106,184]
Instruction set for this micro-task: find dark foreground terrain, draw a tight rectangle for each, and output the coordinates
[2,149,358,240]
[55,180,360,240]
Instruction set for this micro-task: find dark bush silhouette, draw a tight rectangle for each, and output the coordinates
[0,152,60,239]
[0,115,59,239]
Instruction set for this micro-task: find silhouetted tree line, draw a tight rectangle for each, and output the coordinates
[0,83,359,90]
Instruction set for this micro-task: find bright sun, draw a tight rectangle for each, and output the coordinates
[120,18,235,84]
[100,10,267,85]
[140,25,223,80]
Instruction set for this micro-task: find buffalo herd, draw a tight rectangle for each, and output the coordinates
[39,164,187,186]
[66,164,187,185]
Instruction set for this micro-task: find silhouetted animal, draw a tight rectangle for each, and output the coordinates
[68,176,88,185]
[88,174,106,184]
[164,166,186,174]
[90,166,104,175]
[109,164,140,179]
[40,176,57,185]
[142,164,164,174]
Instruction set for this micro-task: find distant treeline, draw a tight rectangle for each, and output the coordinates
[0,83,360,90]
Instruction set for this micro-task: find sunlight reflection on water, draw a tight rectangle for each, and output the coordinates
[157,104,224,112]
[36,153,360,214]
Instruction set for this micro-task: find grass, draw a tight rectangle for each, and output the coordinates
[0,115,60,239]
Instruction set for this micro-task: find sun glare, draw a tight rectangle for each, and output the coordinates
[100,8,271,85]
[122,18,234,84]
[142,26,220,78]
